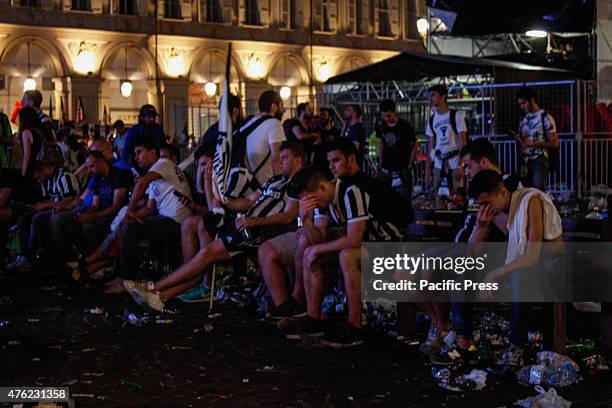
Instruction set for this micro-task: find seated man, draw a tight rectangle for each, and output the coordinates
[78,139,187,292]
[52,151,132,263]
[123,141,306,311]
[9,161,79,272]
[427,139,522,364]
[469,169,563,368]
[174,142,219,303]
[119,136,193,282]
[278,140,404,347]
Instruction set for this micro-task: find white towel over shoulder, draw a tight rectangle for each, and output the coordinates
[505,188,562,265]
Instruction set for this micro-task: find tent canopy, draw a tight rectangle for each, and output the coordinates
[325,51,580,85]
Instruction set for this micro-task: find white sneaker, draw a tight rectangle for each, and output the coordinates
[419,323,447,354]
[123,280,165,311]
[5,256,30,272]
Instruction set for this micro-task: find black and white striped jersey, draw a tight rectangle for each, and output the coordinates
[41,168,79,203]
[246,175,295,218]
[314,173,404,242]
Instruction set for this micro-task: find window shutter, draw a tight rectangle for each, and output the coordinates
[63,0,71,11]
[157,0,165,17]
[373,0,379,34]
[181,0,191,20]
[91,0,101,12]
[222,0,232,22]
[389,0,398,37]
[238,0,245,23]
[327,0,337,31]
[258,0,269,26]
[360,0,370,34]
[347,0,355,33]
[137,0,148,15]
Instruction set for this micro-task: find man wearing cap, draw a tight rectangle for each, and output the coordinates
[117,104,166,174]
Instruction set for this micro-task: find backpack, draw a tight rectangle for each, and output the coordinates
[223,114,275,199]
[35,128,65,168]
[428,108,466,140]
[353,174,414,231]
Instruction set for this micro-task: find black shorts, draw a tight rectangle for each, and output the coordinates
[221,223,298,253]
[202,210,234,239]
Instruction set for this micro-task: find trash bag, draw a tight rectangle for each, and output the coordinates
[514,386,572,408]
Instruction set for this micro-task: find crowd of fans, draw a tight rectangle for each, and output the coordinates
[0,85,570,366]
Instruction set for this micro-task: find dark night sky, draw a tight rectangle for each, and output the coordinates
[427,0,594,35]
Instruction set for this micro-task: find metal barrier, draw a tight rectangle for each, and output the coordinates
[174,79,612,198]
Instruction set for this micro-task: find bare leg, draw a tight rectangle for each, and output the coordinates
[339,248,362,328]
[154,239,230,292]
[303,246,326,319]
[258,241,289,306]
[433,302,451,332]
[291,232,309,305]
[160,276,202,300]
[181,215,201,264]
[87,259,113,275]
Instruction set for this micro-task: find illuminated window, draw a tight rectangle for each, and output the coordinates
[279,0,296,29]
[313,0,336,32]
[347,0,364,35]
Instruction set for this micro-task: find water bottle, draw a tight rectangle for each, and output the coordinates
[237,213,252,241]
[524,331,544,364]
[517,364,580,387]
[368,132,380,159]
[477,329,492,363]
[321,294,335,317]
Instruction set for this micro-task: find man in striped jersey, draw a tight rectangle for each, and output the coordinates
[9,161,79,272]
[278,139,404,347]
[123,141,306,311]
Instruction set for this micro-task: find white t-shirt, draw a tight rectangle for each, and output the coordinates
[242,115,286,186]
[145,158,192,224]
[518,109,556,159]
[425,109,467,158]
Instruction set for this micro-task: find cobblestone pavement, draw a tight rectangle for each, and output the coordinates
[0,272,611,408]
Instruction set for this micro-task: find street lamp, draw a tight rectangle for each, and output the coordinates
[120,80,133,98]
[120,46,132,98]
[417,17,429,37]
[23,77,36,92]
[204,82,217,97]
[23,39,36,92]
[280,86,291,100]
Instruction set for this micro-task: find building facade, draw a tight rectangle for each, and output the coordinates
[0,0,424,135]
